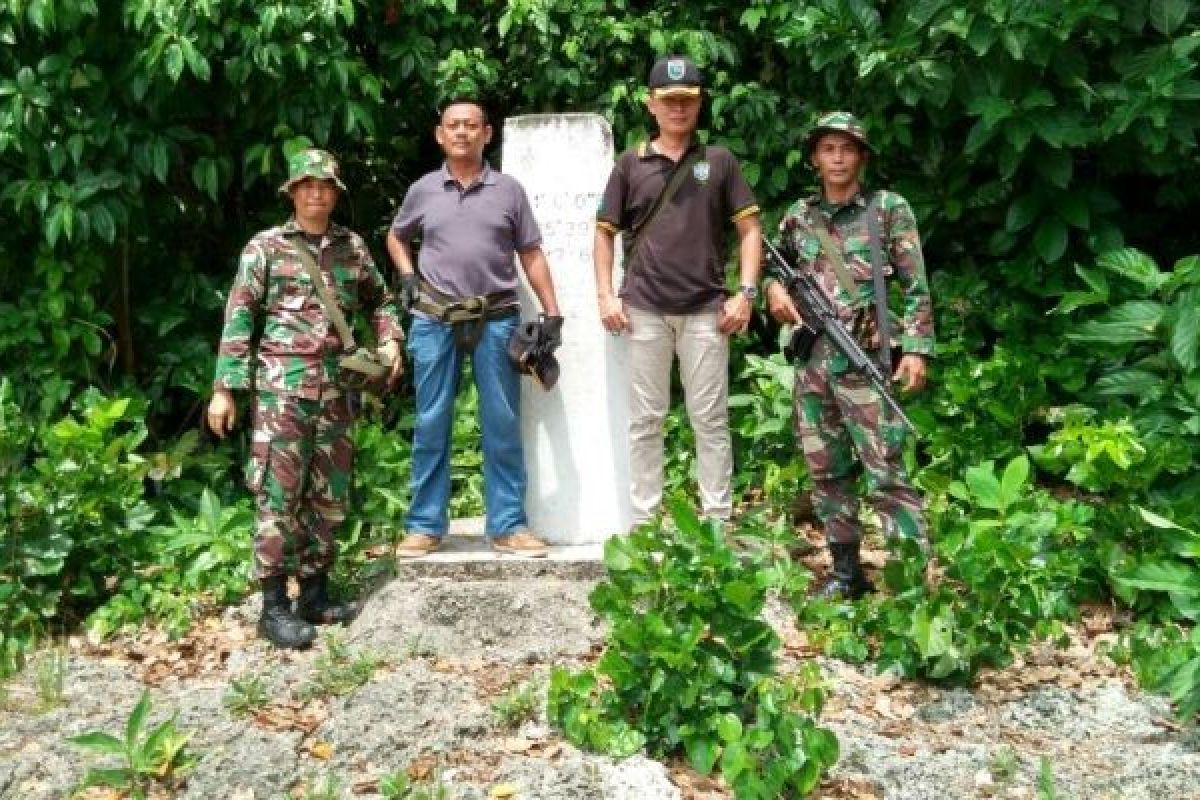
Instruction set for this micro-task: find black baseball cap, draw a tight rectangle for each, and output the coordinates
[647,56,702,97]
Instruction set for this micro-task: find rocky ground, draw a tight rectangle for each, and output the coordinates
[2,567,1199,800]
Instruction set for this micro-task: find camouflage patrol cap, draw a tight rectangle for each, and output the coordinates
[279,148,348,195]
[805,111,872,154]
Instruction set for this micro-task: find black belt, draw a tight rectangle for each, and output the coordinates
[414,280,519,351]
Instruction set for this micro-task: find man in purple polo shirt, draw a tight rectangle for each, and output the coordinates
[386,96,562,558]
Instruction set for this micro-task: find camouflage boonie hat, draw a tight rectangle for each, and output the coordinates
[805,111,872,154]
[279,148,347,195]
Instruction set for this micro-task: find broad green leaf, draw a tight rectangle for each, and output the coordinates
[1005,193,1042,233]
[685,735,718,774]
[1092,369,1162,397]
[1137,507,1192,532]
[1041,150,1073,189]
[999,455,1029,508]
[1148,0,1189,34]
[80,767,135,788]
[964,461,1003,510]
[1033,219,1068,263]
[1120,561,1200,594]
[164,43,184,82]
[1068,301,1165,344]
[739,7,764,32]
[1096,249,1164,293]
[602,536,634,572]
[721,580,757,611]
[1170,297,1200,372]
[719,739,750,781]
[715,712,743,743]
[1052,291,1106,315]
[1164,256,1200,295]
[69,731,126,755]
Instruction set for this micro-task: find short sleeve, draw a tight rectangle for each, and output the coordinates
[724,152,759,224]
[512,180,543,252]
[390,182,424,241]
[596,158,627,234]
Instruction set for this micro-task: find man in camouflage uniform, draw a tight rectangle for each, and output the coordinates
[207,148,403,648]
[765,112,934,599]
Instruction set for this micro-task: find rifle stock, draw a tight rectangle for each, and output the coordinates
[763,236,916,432]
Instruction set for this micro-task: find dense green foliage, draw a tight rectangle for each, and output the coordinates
[549,502,839,798]
[2,0,1199,749]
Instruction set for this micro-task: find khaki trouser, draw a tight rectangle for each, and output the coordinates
[627,307,732,524]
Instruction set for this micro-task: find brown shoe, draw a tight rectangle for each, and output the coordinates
[396,533,441,559]
[491,530,550,558]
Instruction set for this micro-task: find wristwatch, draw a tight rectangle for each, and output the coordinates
[739,284,759,301]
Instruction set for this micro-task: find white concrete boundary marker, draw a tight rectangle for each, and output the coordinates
[501,113,633,544]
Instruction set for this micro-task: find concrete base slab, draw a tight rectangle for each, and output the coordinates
[389,516,606,581]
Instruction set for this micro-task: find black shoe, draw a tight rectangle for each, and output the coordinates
[295,573,359,625]
[815,542,876,600]
[258,576,317,649]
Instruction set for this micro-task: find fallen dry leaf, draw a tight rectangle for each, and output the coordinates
[407,754,438,781]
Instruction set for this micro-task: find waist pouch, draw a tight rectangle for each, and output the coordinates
[414,282,519,351]
[337,347,393,392]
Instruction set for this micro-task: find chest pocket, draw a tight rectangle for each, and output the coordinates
[268,261,314,311]
[843,235,893,281]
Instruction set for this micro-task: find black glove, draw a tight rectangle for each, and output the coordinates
[398,272,420,311]
[539,314,564,353]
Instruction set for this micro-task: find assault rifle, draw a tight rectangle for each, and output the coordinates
[762,236,915,432]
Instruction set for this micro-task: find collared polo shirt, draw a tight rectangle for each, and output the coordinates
[597,140,759,314]
[390,163,542,300]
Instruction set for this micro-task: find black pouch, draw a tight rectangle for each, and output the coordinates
[785,324,819,363]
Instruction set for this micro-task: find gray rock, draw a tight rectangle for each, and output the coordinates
[917,687,977,722]
[349,578,602,663]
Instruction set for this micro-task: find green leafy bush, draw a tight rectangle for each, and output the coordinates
[1,383,156,674]
[804,456,1097,683]
[549,501,838,798]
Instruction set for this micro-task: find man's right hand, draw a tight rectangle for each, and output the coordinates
[598,292,631,334]
[766,282,802,325]
[207,389,237,438]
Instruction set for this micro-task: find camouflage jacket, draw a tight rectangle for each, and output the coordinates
[213,218,402,400]
[772,188,935,358]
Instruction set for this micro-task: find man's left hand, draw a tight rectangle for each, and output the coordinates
[893,353,927,393]
[379,339,404,389]
[718,293,752,335]
[540,314,564,352]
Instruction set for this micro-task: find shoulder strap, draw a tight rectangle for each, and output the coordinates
[865,190,892,373]
[625,144,705,272]
[292,240,357,353]
[806,203,861,302]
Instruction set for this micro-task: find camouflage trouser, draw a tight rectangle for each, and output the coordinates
[794,349,925,546]
[245,390,354,580]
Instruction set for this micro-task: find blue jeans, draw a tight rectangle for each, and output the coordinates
[405,314,527,538]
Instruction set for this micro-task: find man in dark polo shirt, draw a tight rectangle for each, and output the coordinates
[593,56,762,525]
[386,96,563,558]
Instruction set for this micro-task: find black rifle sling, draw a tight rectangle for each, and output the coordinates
[625,144,705,276]
[864,191,891,374]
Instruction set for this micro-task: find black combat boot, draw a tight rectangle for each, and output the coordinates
[294,572,359,625]
[815,542,876,600]
[258,576,317,648]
